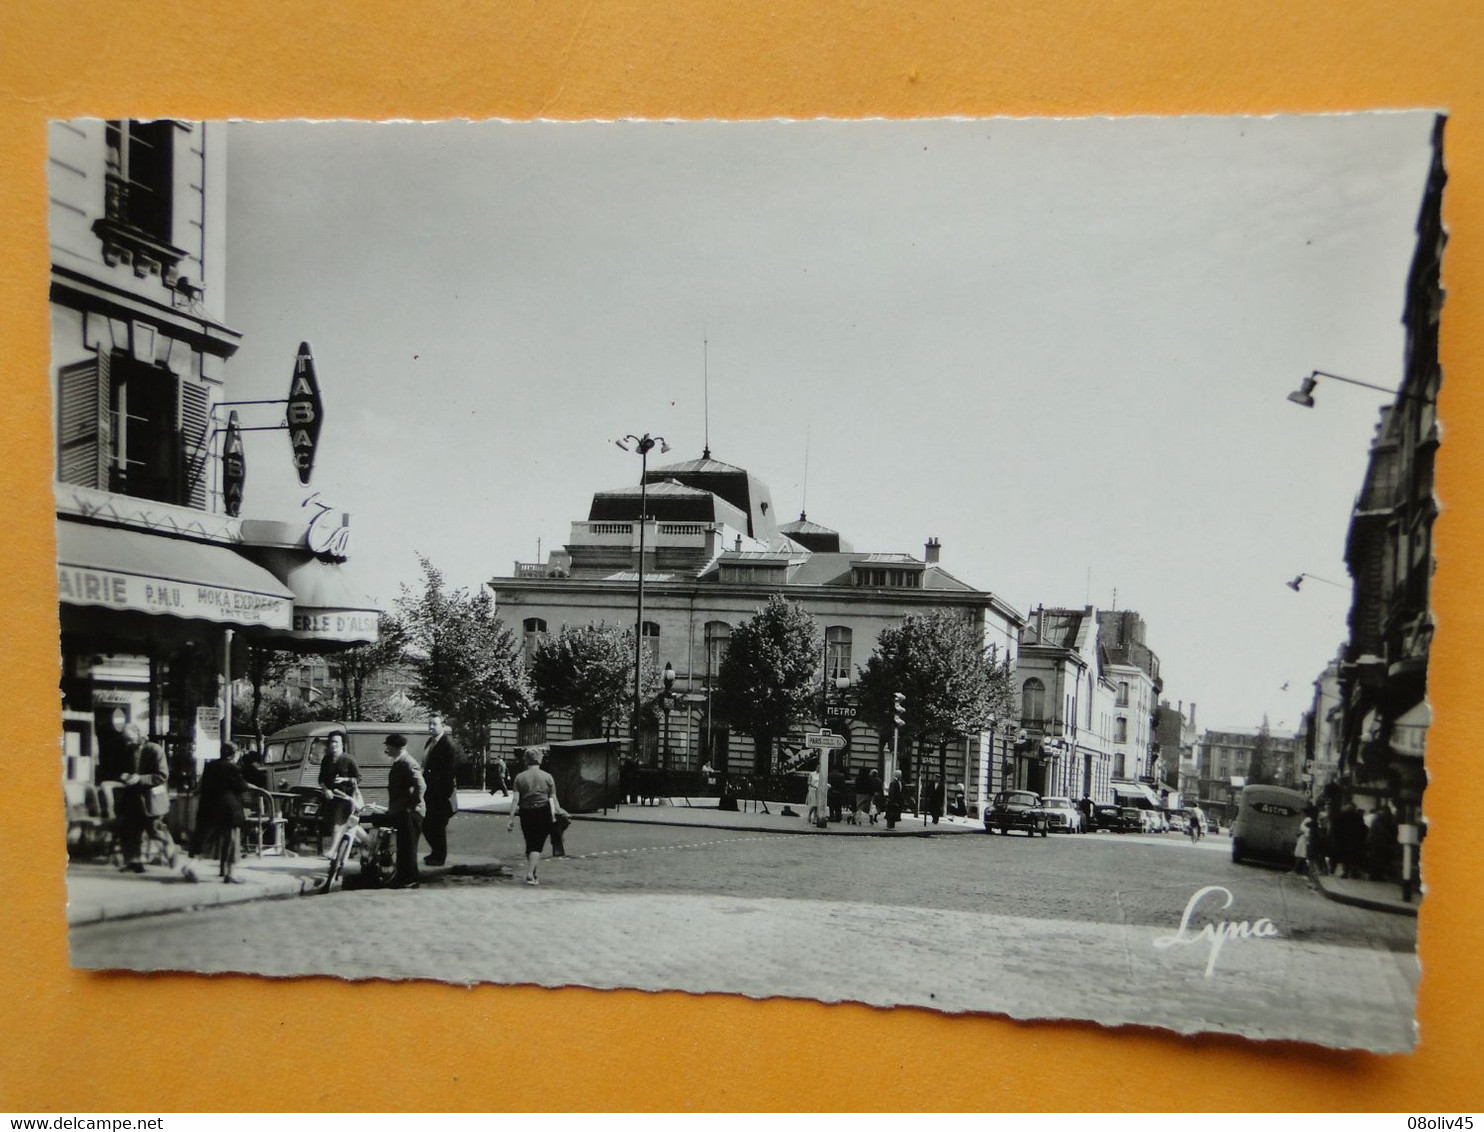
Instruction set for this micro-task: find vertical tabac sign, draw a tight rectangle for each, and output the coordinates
[287,342,324,485]
[221,411,246,517]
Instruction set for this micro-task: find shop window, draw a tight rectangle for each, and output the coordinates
[825,626,852,683]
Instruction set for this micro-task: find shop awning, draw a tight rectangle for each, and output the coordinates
[56,519,294,630]
[1111,781,1162,808]
[274,556,381,644]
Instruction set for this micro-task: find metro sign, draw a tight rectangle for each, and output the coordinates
[287,342,324,486]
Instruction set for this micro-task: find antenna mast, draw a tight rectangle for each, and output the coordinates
[702,336,711,460]
[801,426,810,518]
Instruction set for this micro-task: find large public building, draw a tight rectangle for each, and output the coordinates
[487,448,1025,809]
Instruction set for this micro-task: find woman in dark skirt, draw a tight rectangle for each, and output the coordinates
[506,748,559,886]
[196,741,250,883]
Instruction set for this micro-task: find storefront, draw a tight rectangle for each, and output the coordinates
[57,517,295,787]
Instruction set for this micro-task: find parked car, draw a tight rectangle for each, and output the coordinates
[1040,795,1083,833]
[1093,803,1134,833]
[984,790,1049,837]
[1166,811,1188,834]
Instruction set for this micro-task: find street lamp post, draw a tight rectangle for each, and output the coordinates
[661,661,676,783]
[616,433,669,766]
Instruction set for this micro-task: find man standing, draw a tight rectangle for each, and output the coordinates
[421,711,462,866]
[383,734,426,889]
[316,731,361,848]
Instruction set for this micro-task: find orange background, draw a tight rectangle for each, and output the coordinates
[1,1,1480,1112]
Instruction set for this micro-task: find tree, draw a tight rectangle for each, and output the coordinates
[856,610,1013,784]
[241,643,296,740]
[530,623,659,739]
[1246,718,1276,786]
[713,595,821,776]
[396,557,534,757]
[326,612,409,721]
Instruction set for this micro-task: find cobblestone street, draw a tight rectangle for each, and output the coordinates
[71,815,1419,1051]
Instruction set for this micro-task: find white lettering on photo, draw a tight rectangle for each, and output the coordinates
[1152,885,1280,977]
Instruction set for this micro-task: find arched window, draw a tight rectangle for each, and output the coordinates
[703,620,731,683]
[1114,716,1128,744]
[1021,678,1046,725]
[825,625,853,683]
[522,617,547,667]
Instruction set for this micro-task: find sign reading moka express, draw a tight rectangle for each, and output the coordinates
[58,565,292,629]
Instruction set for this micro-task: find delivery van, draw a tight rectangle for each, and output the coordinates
[261,720,419,806]
[1230,784,1308,866]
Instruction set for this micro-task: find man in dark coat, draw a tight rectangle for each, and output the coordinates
[420,711,462,866]
[383,734,426,888]
[885,769,904,830]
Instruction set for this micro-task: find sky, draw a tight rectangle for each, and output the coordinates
[222,113,1437,734]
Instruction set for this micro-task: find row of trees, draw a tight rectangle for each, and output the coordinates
[240,561,1016,775]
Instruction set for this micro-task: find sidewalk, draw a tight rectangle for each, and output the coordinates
[457,789,981,837]
[66,849,506,927]
[1312,871,1421,917]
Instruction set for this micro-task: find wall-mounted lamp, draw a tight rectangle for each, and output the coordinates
[1286,572,1348,593]
[1287,369,1434,408]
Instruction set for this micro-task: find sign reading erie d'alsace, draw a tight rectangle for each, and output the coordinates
[56,565,292,629]
[290,609,380,643]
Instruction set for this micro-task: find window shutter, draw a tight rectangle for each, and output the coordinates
[57,354,109,489]
[178,377,211,509]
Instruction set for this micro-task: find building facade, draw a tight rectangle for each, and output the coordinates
[51,118,379,788]
[488,451,1024,810]
[1097,610,1162,783]
[1013,606,1116,804]
[1333,115,1444,898]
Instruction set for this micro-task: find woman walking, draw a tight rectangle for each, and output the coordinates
[196,741,251,883]
[507,748,560,886]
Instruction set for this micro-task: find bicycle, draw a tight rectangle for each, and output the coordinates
[321,791,396,893]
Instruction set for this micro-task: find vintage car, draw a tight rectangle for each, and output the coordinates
[984,790,1049,837]
[1040,795,1084,833]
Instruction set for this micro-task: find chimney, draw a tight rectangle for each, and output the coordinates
[1189,702,1197,730]
[925,537,941,564]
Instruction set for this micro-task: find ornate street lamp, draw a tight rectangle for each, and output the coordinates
[615,433,669,761]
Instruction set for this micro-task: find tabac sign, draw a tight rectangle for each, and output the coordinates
[287,342,324,485]
[221,411,245,517]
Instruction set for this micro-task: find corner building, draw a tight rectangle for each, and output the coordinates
[50,119,379,788]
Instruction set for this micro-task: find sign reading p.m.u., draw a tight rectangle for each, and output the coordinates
[287,342,324,485]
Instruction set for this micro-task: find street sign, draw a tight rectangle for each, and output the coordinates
[824,703,857,721]
[805,730,846,750]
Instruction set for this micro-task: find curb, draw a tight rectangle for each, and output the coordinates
[568,813,972,838]
[67,873,316,927]
[1310,875,1420,918]
[67,858,509,928]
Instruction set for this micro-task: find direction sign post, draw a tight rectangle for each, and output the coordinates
[804,729,848,828]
